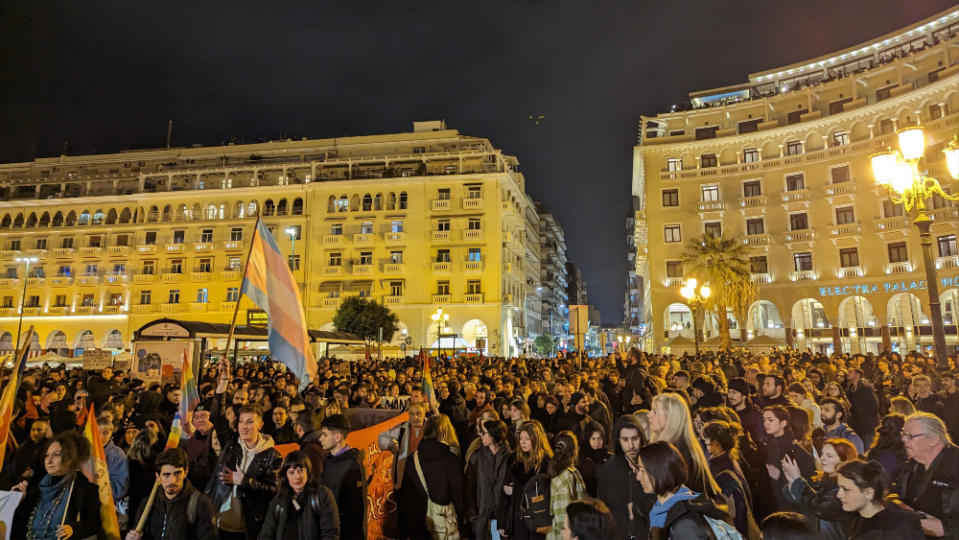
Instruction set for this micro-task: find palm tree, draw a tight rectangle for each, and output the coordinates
[681,234,752,349]
[729,279,759,343]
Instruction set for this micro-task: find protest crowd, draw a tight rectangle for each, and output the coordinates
[1,346,958,540]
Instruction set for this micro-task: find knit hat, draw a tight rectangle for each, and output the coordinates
[570,392,586,406]
[728,377,750,396]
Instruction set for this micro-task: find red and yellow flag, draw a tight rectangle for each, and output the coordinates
[81,404,120,540]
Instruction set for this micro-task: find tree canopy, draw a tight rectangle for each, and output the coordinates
[681,234,752,349]
[332,296,400,344]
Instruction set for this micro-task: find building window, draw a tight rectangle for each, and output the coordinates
[358,289,370,298]
[437,249,451,262]
[743,148,759,163]
[793,252,813,271]
[438,188,451,200]
[704,222,722,238]
[335,197,349,212]
[112,263,125,275]
[57,265,71,277]
[390,250,403,263]
[54,294,67,307]
[25,295,40,307]
[201,229,213,242]
[468,248,482,262]
[883,201,904,217]
[467,280,482,294]
[84,264,98,275]
[665,261,683,278]
[390,281,403,296]
[226,287,240,302]
[144,232,156,245]
[168,289,180,304]
[230,227,243,242]
[437,281,450,295]
[359,252,373,265]
[939,235,958,257]
[738,119,761,133]
[467,186,482,199]
[743,180,762,197]
[140,290,151,305]
[88,235,101,248]
[115,234,128,247]
[789,213,809,231]
[197,258,212,272]
[667,158,683,171]
[229,257,242,270]
[288,254,300,270]
[196,288,209,303]
[786,141,802,155]
[750,256,768,274]
[468,218,481,230]
[662,189,679,207]
[30,266,44,278]
[830,165,850,184]
[331,223,343,235]
[35,238,47,250]
[81,294,95,307]
[142,261,155,275]
[329,252,342,266]
[172,230,185,244]
[437,219,450,232]
[391,220,403,233]
[664,225,682,243]
[832,131,850,146]
[170,259,183,273]
[1,296,11,307]
[701,185,719,201]
[835,206,856,225]
[359,222,372,235]
[786,173,805,191]
[879,118,895,134]
[746,218,765,235]
[700,154,717,168]
[839,248,860,268]
[888,242,908,263]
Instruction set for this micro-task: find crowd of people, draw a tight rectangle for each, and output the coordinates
[1,346,958,540]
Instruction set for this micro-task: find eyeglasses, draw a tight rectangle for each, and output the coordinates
[901,430,926,441]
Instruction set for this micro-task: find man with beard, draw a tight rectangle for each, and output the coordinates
[183,401,219,490]
[555,392,594,445]
[939,371,959,442]
[690,375,725,413]
[727,377,763,444]
[127,448,217,540]
[820,397,864,454]
[597,415,655,539]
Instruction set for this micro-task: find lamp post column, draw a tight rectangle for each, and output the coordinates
[692,306,701,356]
[916,215,948,367]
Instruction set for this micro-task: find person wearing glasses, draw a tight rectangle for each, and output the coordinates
[891,412,959,539]
[258,451,340,540]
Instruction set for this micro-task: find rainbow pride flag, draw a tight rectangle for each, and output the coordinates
[166,412,183,450]
[0,330,32,465]
[241,219,316,389]
[421,351,438,409]
[178,349,199,436]
[82,404,120,540]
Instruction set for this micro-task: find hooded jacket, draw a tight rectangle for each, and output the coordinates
[596,415,655,540]
[135,480,217,540]
[398,438,465,539]
[468,443,511,539]
[320,445,366,540]
[258,485,340,540]
[205,433,282,540]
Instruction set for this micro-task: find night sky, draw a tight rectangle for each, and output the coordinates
[1,1,955,322]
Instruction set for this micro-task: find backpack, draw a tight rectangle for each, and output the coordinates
[186,490,201,527]
[519,473,551,533]
[703,514,744,540]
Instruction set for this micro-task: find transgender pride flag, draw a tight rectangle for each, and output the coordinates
[178,349,200,436]
[241,219,316,389]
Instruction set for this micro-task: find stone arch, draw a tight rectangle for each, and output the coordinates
[265,199,276,216]
[399,192,408,209]
[338,195,349,212]
[78,210,90,225]
[277,199,288,215]
[235,200,246,219]
[119,208,131,224]
[0,214,10,228]
[147,206,159,223]
[92,209,104,225]
[162,205,173,222]
[25,212,37,228]
[325,197,334,213]
[52,212,64,227]
[292,198,303,215]
[461,319,488,349]
[760,140,780,159]
[106,208,118,224]
[75,329,95,350]
[942,288,959,325]
[46,330,68,350]
[22,331,40,351]
[664,303,693,336]
[838,296,877,328]
[39,212,50,227]
[389,321,410,346]
[205,204,217,220]
[805,131,825,151]
[0,331,11,351]
[374,193,383,211]
[746,300,784,331]
[103,328,124,349]
[362,193,373,211]
[850,120,870,141]
[349,194,360,211]
[791,298,829,330]
[248,200,258,216]
[13,213,24,227]
[887,292,927,327]
[386,192,396,210]
[718,147,737,165]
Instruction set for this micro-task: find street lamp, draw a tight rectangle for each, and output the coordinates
[14,256,38,355]
[871,130,959,367]
[431,307,451,357]
[285,227,297,270]
[679,278,711,355]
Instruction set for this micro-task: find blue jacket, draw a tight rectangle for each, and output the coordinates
[823,423,864,455]
[103,440,129,501]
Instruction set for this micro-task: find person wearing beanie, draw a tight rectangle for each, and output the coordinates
[727,377,763,443]
[556,391,595,444]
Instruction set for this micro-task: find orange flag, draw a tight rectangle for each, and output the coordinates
[81,404,121,540]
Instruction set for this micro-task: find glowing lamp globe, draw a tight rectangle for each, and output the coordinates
[897,127,925,161]
[700,285,711,298]
[889,161,915,194]
[945,141,959,180]
[870,151,898,186]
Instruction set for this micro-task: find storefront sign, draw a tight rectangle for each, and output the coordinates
[247,308,268,327]
[819,275,958,297]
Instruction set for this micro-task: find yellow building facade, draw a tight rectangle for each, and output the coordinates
[634,7,959,354]
[0,121,541,357]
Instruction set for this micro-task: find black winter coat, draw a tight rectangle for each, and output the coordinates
[134,480,218,540]
[762,432,815,511]
[892,443,959,539]
[205,440,283,540]
[650,492,732,540]
[320,446,366,540]
[11,473,101,540]
[257,486,340,540]
[783,475,844,540]
[846,381,880,437]
[398,439,465,539]
[467,444,511,540]
[844,505,925,540]
[596,454,655,540]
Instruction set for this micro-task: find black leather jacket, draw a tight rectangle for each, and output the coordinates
[205,438,282,539]
[257,486,340,540]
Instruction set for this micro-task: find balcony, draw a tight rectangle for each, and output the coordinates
[77,275,99,285]
[697,201,725,213]
[937,256,959,270]
[46,306,69,315]
[737,195,767,209]
[49,276,73,286]
[0,249,21,258]
[431,199,451,211]
[742,234,770,246]
[107,246,130,256]
[432,262,452,272]
[133,304,152,314]
[383,232,406,244]
[0,278,17,287]
[431,294,452,303]
[165,243,186,253]
[828,222,862,238]
[432,230,450,241]
[665,277,684,287]
[193,242,214,253]
[220,301,237,311]
[159,303,180,313]
[352,233,374,246]
[191,271,212,281]
[931,207,959,222]
[463,229,483,240]
[783,229,815,242]
[751,273,771,284]
[323,234,345,247]
[161,272,184,282]
[78,247,103,257]
[75,305,95,314]
[134,273,156,283]
[0,308,13,317]
[383,295,403,305]
[220,269,241,281]
[323,265,343,276]
[26,277,45,286]
[383,263,405,274]
[825,183,857,196]
[190,302,208,313]
[781,189,810,202]
[322,297,340,307]
[352,264,373,275]
[791,270,817,281]
[839,266,863,279]
[101,305,122,314]
[51,247,75,257]
[464,261,483,271]
[25,249,47,257]
[137,245,157,254]
[223,241,243,251]
[462,198,484,210]
[465,293,484,303]
[104,274,127,284]
[886,262,913,274]
[875,216,908,232]
[22,307,41,316]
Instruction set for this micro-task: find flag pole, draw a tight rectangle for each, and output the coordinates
[60,476,76,528]
[135,479,160,532]
[11,326,35,399]
[222,217,261,371]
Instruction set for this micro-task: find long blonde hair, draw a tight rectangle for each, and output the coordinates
[651,393,720,495]
[517,420,553,473]
[424,413,460,452]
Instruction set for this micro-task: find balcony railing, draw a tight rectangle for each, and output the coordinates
[190,302,208,312]
[743,234,770,246]
[25,249,47,257]
[353,233,374,245]
[161,272,184,282]
[51,247,75,257]
[462,198,483,210]
[104,274,127,284]
[323,235,345,246]
[791,270,817,281]
[78,247,103,257]
[191,271,212,281]
[220,269,241,281]
[352,264,373,275]
[875,216,908,230]
[737,195,767,208]
[886,262,913,274]
[101,305,122,314]
[783,229,815,242]
[431,199,451,211]
[0,249,21,258]
[697,201,725,212]
[432,230,450,241]
[828,222,862,237]
[26,277,45,286]
[134,273,156,283]
[463,229,482,240]
[431,294,452,303]
[165,243,186,253]
[383,263,405,274]
[825,183,857,196]
[751,273,771,284]
[931,207,959,222]
[107,246,130,256]
[137,245,157,254]
[323,266,343,276]
[383,232,406,243]
[77,275,99,285]
[383,295,403,305]
[781,189,810,202]
[322,297,340,307]
[839,266,863,278]
[464,261,483,271]
[49,276,73,286]
[432,262,452,272]
[465,293,484,303]
[665,277,684,287]
[220,301,238,311]
[133,304,152,314]
[75,305,95,314]
[937,256,959,270]
[0,278,17,287]
[193,242,214,252]
[46,306,69,315]
[223,241,243,250]
[159,303,180,313]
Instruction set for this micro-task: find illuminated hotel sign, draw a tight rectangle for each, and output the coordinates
[819,275,959,297]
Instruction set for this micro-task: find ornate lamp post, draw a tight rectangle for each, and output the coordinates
[871,131,959,367]
[680,278,711,355]
[431,307,451,357]
[14,256,38,354]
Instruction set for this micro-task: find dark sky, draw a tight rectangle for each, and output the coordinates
[1,1,955,323]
